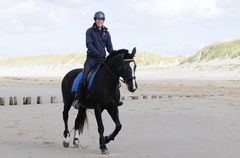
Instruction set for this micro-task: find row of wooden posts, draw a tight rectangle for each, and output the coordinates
[0,95,162,106]
[0,96,59,106]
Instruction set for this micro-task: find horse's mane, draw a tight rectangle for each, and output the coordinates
[106,49,133,61]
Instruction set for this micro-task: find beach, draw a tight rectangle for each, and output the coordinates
[0,73,240,158]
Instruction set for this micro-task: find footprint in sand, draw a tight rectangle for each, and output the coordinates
[35,136,43,140]
[17,132,26,136]
[31,116,40,119]
[6,122,19,129]
[43,141,55,145]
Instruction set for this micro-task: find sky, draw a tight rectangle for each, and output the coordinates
[0,0,240,58]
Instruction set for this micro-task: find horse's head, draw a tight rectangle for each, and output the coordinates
[106,47,138,92]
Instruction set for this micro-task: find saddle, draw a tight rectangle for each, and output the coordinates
[71,64,101,92]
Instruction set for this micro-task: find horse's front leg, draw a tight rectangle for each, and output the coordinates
[105,107,122,144]
[94,107,109,155]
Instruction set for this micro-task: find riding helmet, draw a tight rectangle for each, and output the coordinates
[94,11,105,20]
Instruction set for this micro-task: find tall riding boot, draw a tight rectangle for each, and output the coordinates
[72,80,85,109]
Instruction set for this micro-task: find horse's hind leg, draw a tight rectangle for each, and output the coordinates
[73,107,87,148]
[62,102,72,147]
[73,110,81,148]
[105,107,122,144]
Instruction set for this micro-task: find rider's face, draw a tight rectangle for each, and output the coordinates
[95,18,104,28]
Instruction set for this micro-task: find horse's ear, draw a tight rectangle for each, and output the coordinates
[131,47,136,57]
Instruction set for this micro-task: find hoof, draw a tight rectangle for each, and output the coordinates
[101,148,110,155]
[74,142,80,148]
[73,139,83,149]
[74,143,84,149]
[63,140,69,148]
[63,135,70,148]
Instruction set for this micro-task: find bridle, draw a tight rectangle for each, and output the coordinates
[120,59,136,81]
[103,58,136,83]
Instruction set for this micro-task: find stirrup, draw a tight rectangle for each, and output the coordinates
[72,99,80,109]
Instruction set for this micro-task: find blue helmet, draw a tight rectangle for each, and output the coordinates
[94,11,105,20]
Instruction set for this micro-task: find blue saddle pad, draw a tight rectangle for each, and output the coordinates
[71,64,101,92]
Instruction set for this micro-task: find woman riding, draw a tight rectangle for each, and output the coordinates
[73,11,122,109]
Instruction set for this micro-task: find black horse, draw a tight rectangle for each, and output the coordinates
[61,48,137,154]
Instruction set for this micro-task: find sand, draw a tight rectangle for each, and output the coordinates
[0,72,240,158]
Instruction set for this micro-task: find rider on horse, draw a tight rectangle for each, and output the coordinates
[73,11,123,109]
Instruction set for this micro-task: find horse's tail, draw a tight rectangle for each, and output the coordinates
[78,107,88,133]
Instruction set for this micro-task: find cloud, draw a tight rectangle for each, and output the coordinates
[61,0,87,5]
[0,0,240,57]
[196,0,221,19]
[131,0,222,25]
[0,0,75,33]
[0,0,229,33]
[0,0,39,18]
[47,5,74,25]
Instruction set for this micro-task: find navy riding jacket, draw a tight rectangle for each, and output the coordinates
[86,23,114,58]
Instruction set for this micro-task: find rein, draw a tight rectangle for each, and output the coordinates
[103,58,136,84]
[103,62,125,83]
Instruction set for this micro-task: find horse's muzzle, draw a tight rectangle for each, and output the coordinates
[127,80,138,92]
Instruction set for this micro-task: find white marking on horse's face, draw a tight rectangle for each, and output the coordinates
[129,61,136,90]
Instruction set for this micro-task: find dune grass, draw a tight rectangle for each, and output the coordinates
[0,51,187,66]
[182,39,240,63]
[0,53,86,65]
[135,51,187,66]
[1,39,239,66]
